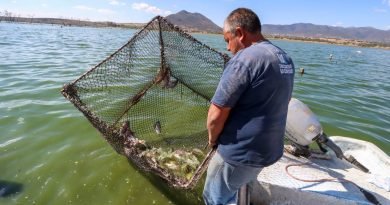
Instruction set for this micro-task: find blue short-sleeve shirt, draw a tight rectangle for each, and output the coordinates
[212,40,294,167]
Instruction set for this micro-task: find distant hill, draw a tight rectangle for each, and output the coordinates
[166,10,222,33]
[263,23,390,43]
[164,11,390,43]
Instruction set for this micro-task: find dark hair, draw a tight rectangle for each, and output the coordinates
[224,8,261,34]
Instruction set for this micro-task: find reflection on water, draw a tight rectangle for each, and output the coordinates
[0,180,23,198]
[0,22,389,205]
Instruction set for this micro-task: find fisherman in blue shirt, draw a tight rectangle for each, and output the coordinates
[203,8,295,205]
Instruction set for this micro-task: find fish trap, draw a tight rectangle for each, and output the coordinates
[61,16,229,189]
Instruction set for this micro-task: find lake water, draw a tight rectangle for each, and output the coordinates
[1,22,389,205]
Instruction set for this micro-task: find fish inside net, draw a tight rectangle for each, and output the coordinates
[61,16,230,189]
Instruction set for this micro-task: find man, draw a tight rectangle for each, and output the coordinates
[203,8,294,205]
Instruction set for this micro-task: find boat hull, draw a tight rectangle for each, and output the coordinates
[250,136,390,205]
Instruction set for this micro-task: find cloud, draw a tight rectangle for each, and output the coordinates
[74,5,94,11]
[333,22,344,27]
[383,0,390,6]
[109,0,126,6]
[131,2,171,15]
[109,0,119,5]
[373,8,387,13]
[97,9,114,15]
[74,5,115,14]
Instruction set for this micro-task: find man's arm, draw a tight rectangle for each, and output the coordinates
[207,103,231,147]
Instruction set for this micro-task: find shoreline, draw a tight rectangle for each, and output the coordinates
[2,17,389,50]
[266,35,390,50]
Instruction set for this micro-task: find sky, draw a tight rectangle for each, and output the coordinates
[1,0,390,30]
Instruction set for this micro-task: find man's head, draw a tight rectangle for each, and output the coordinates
[223,8,262,55]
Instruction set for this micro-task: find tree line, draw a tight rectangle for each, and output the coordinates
[0,10,22,22]
[0,10,132,27]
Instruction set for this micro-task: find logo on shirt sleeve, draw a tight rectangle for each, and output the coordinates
[276,53,287,64]
[277,54,293,74]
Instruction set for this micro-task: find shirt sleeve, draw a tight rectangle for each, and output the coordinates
[211,60,250,108]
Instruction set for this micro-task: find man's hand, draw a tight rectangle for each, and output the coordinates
[207,140,217,149]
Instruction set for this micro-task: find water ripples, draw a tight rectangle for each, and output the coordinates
[0,23,389,205]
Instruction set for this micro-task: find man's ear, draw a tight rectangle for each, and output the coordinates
[235,27,245,42]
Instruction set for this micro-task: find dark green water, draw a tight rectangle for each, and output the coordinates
[0,23,389,205]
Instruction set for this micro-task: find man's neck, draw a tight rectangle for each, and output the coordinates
[244,32,265,47]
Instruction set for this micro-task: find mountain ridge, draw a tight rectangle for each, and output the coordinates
[165,10,222,33]
[165,10,390,43]
[2,11,389,44]
[262,23,390,43]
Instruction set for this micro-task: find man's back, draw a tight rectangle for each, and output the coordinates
[212,40,295,167]
[204,8,295,205]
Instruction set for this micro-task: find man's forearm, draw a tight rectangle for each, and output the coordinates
[207,118,224,145]
[207,103,231,146]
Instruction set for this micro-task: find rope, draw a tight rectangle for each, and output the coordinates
[285,162,348,183]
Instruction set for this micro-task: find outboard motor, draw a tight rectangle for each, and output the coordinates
[285,98,369,173]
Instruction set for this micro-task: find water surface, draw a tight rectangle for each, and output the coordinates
[0,23,389,205]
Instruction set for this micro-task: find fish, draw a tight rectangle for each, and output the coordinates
[159,73,178,89]
[120,120,135,140]
[163,77,178,89]
[154,120,161,134]
[155,66,178,89]
[120,121,129,136]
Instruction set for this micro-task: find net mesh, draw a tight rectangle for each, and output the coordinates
[61,16,230,189]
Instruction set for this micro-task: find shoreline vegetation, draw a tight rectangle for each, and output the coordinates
[1,15,389,50]
[266,35,390,50]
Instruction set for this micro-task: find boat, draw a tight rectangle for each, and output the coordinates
[248,136,390,205]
